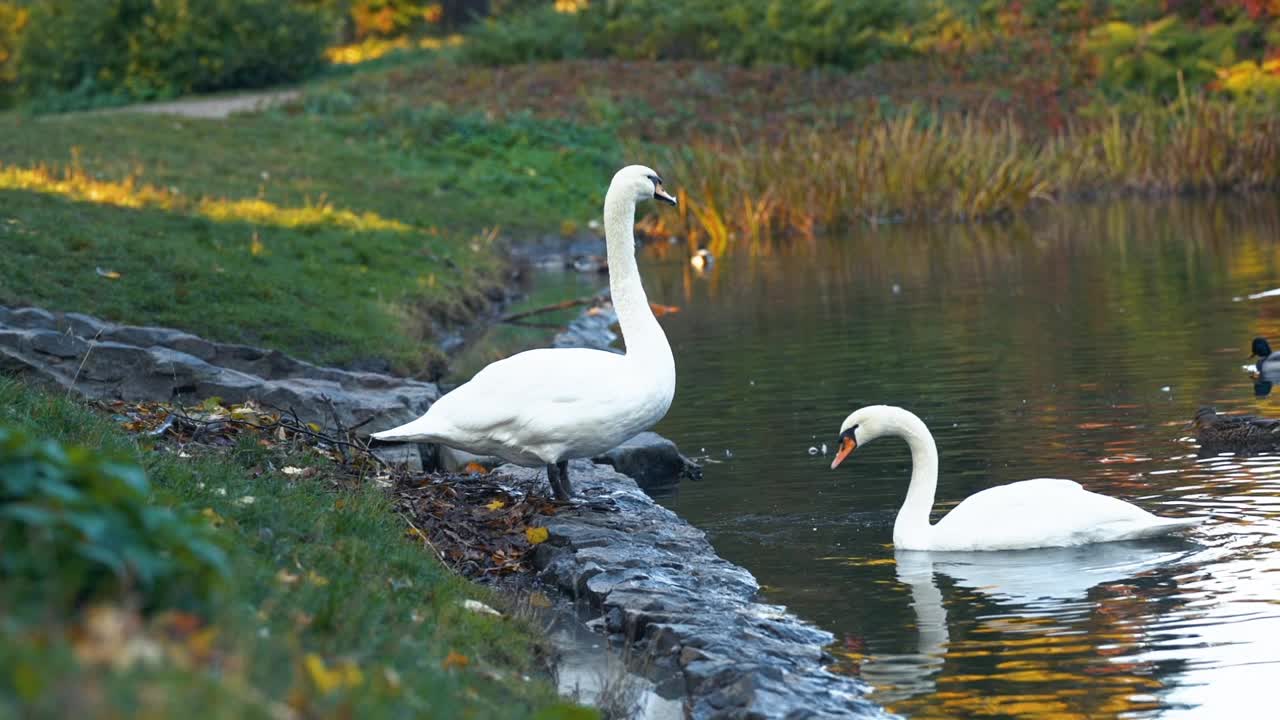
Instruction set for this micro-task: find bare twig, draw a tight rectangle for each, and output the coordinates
[320,396,349,465]
[498,297,594,324]
[399,510,450,568]
[169,404,384,464]
[66,327,105,398]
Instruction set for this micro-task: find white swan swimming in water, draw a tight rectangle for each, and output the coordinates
[373,165,678,500]
[830,405,1201,551]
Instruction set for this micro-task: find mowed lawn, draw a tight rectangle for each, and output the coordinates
[0,63,625,376]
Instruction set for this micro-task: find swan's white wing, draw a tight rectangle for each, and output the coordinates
[388,347,628,435]
[373,347,656,462]
[458,347,628,409]
[439,348,631,430]
[930,478,1181,550]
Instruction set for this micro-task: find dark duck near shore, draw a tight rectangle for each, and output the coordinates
[1192,407,1280,454]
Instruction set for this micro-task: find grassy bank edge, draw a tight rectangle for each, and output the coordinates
[0,377,593,720]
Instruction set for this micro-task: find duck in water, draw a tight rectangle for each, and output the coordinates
[1250,337,1280,375]
[1191,406,1280,455]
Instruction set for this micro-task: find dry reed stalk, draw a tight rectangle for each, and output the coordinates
[647,98,1280,244]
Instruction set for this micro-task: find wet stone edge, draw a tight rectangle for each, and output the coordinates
[505,460,891,720]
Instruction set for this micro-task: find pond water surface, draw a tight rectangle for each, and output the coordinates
[634,199,1280,718]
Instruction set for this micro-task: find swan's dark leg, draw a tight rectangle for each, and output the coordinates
[547,460,618,512]
[556,459,572,498]
[546,462,570,501]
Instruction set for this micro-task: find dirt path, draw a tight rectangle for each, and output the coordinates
[104,88,300,119]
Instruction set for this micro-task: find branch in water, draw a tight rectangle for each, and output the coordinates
[497,297,594,323]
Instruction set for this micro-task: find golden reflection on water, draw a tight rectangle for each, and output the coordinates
[822,454,1280,719]
[645,198,1280,718]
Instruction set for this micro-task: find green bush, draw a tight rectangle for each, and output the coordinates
[461,0,920,70]
[17,0,329,108]
[459,2,589,64]
[0,426,228,610]
[1083,14,1249,98]
[0,2,27,107]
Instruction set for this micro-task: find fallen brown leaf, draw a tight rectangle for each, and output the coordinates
[442,650,469,670]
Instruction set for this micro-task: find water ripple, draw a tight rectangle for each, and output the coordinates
[647,199,1280,718]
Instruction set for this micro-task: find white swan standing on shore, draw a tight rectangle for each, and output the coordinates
[373,165,678,500]
[830,405,1201,551]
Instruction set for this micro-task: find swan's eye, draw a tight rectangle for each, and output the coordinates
[647,173,663,186]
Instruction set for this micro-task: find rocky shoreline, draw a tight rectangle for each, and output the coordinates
[512,461,888,719]
[0,305,440,436]
[0,303,888,718]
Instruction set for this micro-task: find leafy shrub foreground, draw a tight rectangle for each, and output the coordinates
[0,381,584,718]
[0,425,228,611]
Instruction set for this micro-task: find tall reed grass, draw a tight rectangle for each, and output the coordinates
[645,98,1280,247]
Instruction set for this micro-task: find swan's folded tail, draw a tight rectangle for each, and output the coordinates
[370,414,442,443]
[1146,516,1203,537]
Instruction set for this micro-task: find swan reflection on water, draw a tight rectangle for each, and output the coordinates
[857,541,1196,708]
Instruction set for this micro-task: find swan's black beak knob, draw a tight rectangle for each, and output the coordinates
[654,183,678,206]
[830,436,857,470]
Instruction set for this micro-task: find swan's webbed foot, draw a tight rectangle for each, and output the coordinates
[571,496,619,513]
[546,460,572,502]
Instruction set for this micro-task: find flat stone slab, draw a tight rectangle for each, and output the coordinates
[504,460,891,720]
[0,305,438,435]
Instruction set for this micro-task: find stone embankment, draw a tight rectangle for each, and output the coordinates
[1,303,888,718]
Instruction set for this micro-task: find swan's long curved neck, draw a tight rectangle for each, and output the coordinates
[886,410,940,547]
[603,188,672,368]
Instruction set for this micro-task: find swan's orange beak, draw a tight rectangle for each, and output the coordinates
[830,436,857,470]
[654,183,677,206]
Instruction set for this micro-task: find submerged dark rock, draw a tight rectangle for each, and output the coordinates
[592,431,702,494]
[506,460,891,719]
[0,306,439,435]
